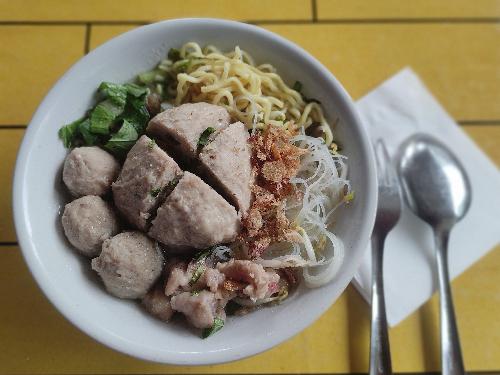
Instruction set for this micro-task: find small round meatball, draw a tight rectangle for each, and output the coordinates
[91,231,164,299]
[62,195,120,257]
[63,146,120,197]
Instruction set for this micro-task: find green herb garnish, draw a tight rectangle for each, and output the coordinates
[175,59,190,73]
[197,127,216,148]
[167,176,180,189]
[191,290,200,296]
[168,48,181,62]
[150,187,162,197]
[292,81,302,92]
[104,120,139,156]
[58,118,83,148]
[147,138,156,150]
[202,317,224,339]
[189,248,213,286]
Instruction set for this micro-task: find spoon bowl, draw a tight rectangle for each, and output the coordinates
[398,133,471,230]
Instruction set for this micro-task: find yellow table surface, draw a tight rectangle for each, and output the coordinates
[0,1,499,374]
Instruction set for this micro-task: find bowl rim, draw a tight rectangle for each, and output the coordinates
[13,17,377,365]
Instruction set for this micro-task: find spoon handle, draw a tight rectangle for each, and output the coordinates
[369,233,392,375]
[435,230,465,375]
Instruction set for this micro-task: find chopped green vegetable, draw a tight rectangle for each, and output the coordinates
[138,70,164,85]
[122,95,150,133]
[292,81,302,92]
[197,127,216,148]
[175,59,190,72]
[147,138,156,150]
[150,187,162,197]
[98,82,128,106]
[104,120,138,155]
[167,176,180,189]
[58,80,151,157]
[125,83,149,98]
[191,290,200,296]
[58,118,83,148]
[189,248,213,286]
[90,99,124,134]
[78,119,99,146]
[189,263,206,286]
[168,48,181,62]
[202,317,224,339]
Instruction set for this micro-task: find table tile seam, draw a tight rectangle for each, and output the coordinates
[0,17,499,26]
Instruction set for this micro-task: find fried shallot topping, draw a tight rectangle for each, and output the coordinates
[239,125,307,257]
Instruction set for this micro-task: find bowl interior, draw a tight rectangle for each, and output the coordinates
[13,19,376,365]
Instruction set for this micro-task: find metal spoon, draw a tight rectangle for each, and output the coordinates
[397,133,471,375]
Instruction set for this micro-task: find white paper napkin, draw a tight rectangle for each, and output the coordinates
[352,67,500,326]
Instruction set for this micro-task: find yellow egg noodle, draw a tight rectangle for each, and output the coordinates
[153,42,334,145]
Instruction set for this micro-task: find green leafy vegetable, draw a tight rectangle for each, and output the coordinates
[202,317,224,339]
[78,119,99,146]
[59,80,151,157]
[125,83,149,98]
[99,82,127,106]
[197,127,216,148]
[90,99,124,134]
[122,95,150,133]
[58,118,83,148]
[168,48,181,62]
[175,59,190,72]
[104,120,138,155]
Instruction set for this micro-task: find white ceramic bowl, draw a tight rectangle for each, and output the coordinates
[13,18,377,365]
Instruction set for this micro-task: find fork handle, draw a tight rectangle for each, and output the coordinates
[435,229,465,375]
[369,233,392,375]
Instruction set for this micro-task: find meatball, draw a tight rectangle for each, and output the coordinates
[112,135,182,230]
[147,102,231,160]
[61,195,120,257]
[149,172,239,250]
[91,231,164,299]
[63,146,120,197]
[199,121,253,215]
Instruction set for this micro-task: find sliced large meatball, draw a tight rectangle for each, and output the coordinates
[149,172,239,250]
[91,231,164,299]
[63,146,120,197]
[112,135,182,231]
[199,121,253,215]
[147,102,230,160]
[61,195,120,257]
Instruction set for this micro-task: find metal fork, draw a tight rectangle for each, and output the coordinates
[369,140,402,375]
